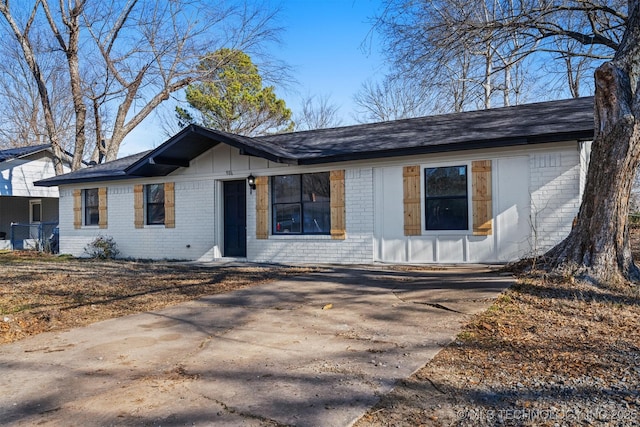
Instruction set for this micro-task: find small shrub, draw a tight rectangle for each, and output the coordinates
[84,235,120,259]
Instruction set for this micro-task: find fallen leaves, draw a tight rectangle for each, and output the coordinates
[355,262,640,426]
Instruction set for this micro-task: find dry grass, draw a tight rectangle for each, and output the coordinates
[356,275,640,426]
[356,231,640,426]
[0,251,312,344]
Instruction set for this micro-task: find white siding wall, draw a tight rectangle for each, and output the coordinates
[58,144,376,262]
[373,144,584,263]
[0,156,61,198]
[0,153,66,236]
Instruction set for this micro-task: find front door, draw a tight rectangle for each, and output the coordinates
[223,180,247,257]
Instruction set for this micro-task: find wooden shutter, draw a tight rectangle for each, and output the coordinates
[164,182,175,228]
[73,189,82,229]
[134,184,144,229]
[403,165,422,236]
[98,187,108,229]
[472,160,493,235]
[330,170,346,240]
[255,176,269,239]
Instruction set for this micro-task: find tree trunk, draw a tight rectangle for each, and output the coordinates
[544,1,640,285]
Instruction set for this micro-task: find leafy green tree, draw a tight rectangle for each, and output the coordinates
[176,49,293,136]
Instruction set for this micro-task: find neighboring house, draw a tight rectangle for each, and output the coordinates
[36,97,594,264]
[0,144,69,250]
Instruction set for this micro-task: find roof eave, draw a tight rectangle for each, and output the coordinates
[35,172,137,187]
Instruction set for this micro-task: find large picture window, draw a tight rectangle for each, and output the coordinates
[424,165,468,230]
[84,188,99,226]
[146,184,165,225]
[272,172,330,234]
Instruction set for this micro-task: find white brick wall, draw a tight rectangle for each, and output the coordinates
[59,179,217,260]
[59,168,375,263]
[56,144,585,264]
[529,149,582,254]
[247,167,374,264]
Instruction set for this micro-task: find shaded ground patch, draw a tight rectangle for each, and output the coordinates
[1,253,313,344]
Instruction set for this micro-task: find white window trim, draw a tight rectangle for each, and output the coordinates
[29,199,42,224]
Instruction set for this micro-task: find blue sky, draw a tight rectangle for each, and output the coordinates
[120,0,386,157]
[275,0,386,117]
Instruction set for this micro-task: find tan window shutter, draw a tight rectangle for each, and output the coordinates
[330,170,346,240]
[472,160,493,235]
[403,165,421,236]
[98,187,108,229]
[134,184,144,229]
[164,182,175,228]
[73,189,82,229]
[255,176,269,239]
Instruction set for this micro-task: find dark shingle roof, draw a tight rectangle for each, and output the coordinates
[0,144,51,162]
[254,97,594,163]
[35,151,151,186]
[35,97,594,186]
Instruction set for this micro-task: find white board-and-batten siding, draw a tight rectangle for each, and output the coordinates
[57,140,589,263]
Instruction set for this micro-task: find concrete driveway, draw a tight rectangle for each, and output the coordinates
[0,265,512,426]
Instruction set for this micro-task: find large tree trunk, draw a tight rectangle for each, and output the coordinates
[544,1,640,285]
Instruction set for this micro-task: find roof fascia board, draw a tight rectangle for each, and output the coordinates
[148,156,191,167]
[35,173,139,187]
[17,148,48,160]
[526,129,593,144]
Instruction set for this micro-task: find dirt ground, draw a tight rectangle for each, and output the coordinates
[2,237,640,426]
[0,253,313,344]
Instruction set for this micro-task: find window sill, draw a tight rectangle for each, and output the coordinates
[421,230,471,236]
[268,234,333,240]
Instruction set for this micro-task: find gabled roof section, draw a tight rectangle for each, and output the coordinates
[125,124,296,178]
[35,97,595,187]
[0,144,52,162]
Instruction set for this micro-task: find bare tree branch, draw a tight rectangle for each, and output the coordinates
[0,0,285,170]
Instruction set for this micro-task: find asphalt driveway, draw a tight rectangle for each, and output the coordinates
[0,265,513,426]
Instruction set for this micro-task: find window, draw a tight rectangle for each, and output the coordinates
[146,184,165,225]
[424,165,468,230]
[272,172,330,234]
[84,189,99,225]
[29,199,42,223]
